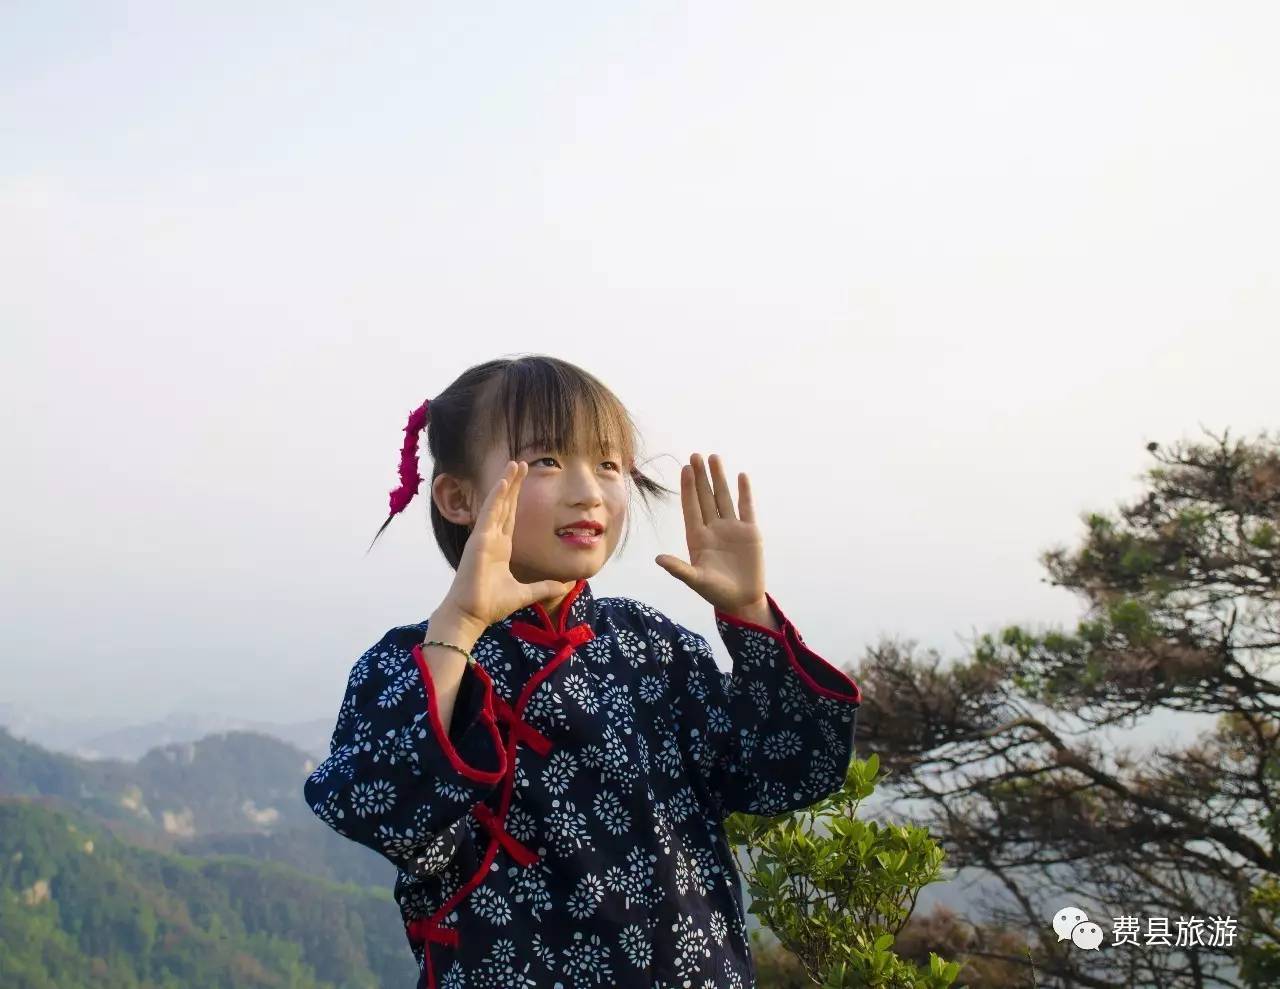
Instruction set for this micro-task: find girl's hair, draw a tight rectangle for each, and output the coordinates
[368,354,673,569]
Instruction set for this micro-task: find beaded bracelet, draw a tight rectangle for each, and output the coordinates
[422,639,477,669]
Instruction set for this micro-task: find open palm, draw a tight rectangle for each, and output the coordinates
[447,461,576,630]
[655,452,766,613]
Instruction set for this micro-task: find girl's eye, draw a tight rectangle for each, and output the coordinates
[532,456,622,472]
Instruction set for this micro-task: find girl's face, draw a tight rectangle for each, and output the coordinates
[469,432,629,585]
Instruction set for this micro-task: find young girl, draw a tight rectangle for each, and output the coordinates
[303,355,861,989]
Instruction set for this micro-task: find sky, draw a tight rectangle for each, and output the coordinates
[3,2,1278,729]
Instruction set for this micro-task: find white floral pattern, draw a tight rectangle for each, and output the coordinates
[303,583,860,988]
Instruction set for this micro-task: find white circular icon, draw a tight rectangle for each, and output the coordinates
[1050,905,1105,950]
[1052,906,1089,942]
[1072,921,1104,950]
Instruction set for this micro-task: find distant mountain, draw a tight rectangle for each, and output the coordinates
[0,796,416,988]
[0,725,394,890]
[0,703,333,763]
[0,724,317,835]
[78,713,334,764]
[0,701,132,758]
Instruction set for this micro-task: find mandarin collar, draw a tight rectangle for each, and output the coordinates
[501,577,596,635]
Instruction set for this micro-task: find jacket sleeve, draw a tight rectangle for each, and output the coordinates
[302,622,507,876]
[668,593,861,820]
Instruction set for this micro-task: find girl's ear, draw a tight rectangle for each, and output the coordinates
[432,472,476,528]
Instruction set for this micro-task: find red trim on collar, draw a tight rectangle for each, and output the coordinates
[509,621,595,652]
[524,577,587,635]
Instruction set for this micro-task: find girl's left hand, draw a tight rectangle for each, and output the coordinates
[655,453,766,614]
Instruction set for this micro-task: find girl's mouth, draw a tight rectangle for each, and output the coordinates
[556,528,602,547]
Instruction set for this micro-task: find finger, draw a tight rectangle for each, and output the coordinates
[679,463,703,536]
[654,553,698,586]
[497,460,518,529]
[708,454,737,521]
[738,472,756,524]
[524,578,577,604]
[478,462,513,532]
[690,453,718,524]
[503,461,526,535]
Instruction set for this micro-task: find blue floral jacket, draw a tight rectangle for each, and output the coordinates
[303,579,860,988]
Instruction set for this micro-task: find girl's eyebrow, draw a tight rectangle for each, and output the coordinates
[515,440,621,457]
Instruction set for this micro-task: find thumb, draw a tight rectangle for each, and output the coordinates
[655,554,697,586]
[530,579,577,602]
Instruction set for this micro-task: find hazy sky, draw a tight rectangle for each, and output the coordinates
[3,3,1277,729]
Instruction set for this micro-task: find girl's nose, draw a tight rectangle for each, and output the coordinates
[565,467,605,505]
[571,485,604,507]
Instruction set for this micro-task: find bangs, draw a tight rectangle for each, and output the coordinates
[372,353,674,565]
[477,361,637,468]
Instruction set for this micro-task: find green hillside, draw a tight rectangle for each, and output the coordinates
[178,827,393,889]
[0,723,318,835]
[0,796,418,988]
[0,725,395,889]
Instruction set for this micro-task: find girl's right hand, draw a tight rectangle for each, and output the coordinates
[438,460,576,633]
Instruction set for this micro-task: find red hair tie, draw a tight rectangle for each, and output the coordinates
[366,398,431,552]
[390,398,432,514]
